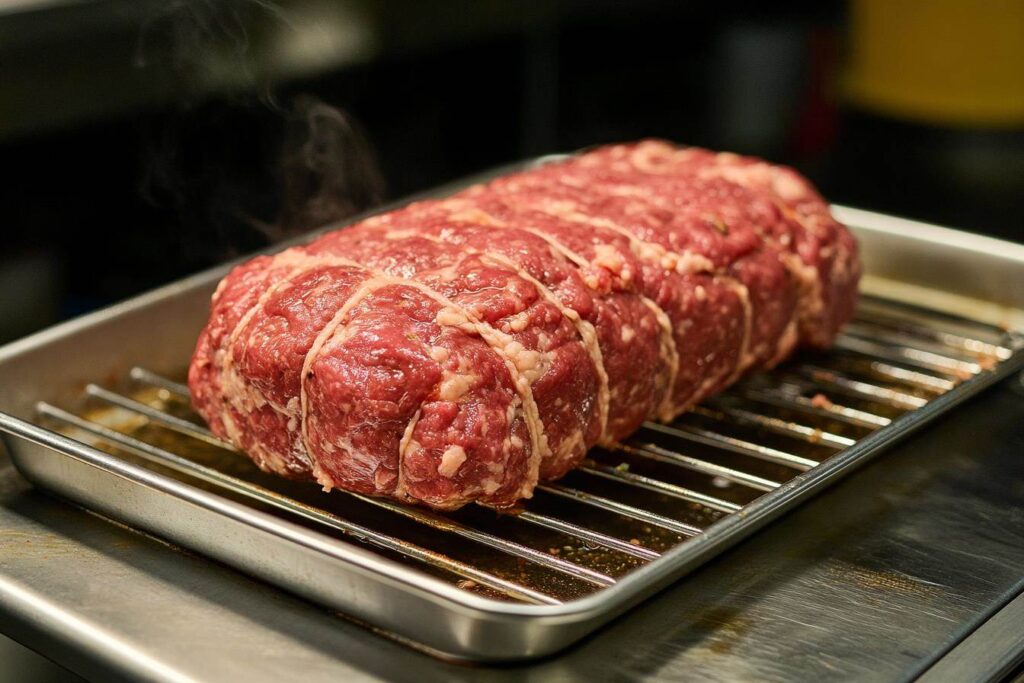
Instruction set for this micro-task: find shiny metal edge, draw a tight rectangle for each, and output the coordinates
[916,586,1024,683]
[834,205,1024,330]
[835,205,1024,266]
[1,162,1023,659]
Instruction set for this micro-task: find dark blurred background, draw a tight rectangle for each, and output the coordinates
[2,0,1023,344]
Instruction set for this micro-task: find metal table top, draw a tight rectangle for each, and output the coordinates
[2,374,1023,682]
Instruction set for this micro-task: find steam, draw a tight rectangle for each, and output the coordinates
[134,1,385,260]
[273,95,385,237]
[134,0,289,94]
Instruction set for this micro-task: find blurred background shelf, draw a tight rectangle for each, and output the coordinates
[3,0,1022,345]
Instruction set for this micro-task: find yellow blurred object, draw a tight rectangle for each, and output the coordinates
[844,0,1024,127]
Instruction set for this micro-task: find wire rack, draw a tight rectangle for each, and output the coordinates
[34,294,1022,605]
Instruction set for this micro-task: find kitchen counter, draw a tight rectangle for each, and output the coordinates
[2,374,1023,682]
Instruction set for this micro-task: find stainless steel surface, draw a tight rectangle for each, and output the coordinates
[1,189,1023,661]
[918,588,1024,683]
[0,634,86,683]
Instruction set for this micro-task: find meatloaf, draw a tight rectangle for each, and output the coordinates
[189,140,861,510]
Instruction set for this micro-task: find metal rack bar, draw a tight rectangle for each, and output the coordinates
[792,365,928,410]
[640,422,819,471]
[578,465,741,514]
[85,384,233,450]
[536,485,702,537]
[615,443,780,492]
[514,511,661,561]
[342,493,617,587]
[857,293,1017,341]
[692,403,854,449]
[129,367,192,397]
[829,339,960,389]
[837,328,983,376]
[852,309,1014,360]
[736,386,891,429]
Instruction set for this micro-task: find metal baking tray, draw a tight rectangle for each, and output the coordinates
[1,163,1022,660]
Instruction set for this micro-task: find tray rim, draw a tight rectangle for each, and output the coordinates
[2,192,1024,658]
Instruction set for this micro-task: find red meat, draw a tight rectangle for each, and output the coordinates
[188,141,860,509]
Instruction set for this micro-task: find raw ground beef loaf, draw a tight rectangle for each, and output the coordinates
[189,140,861,510]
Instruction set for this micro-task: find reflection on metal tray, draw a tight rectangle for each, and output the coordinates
[27,302,1024,607]
[0,186,1023,660]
